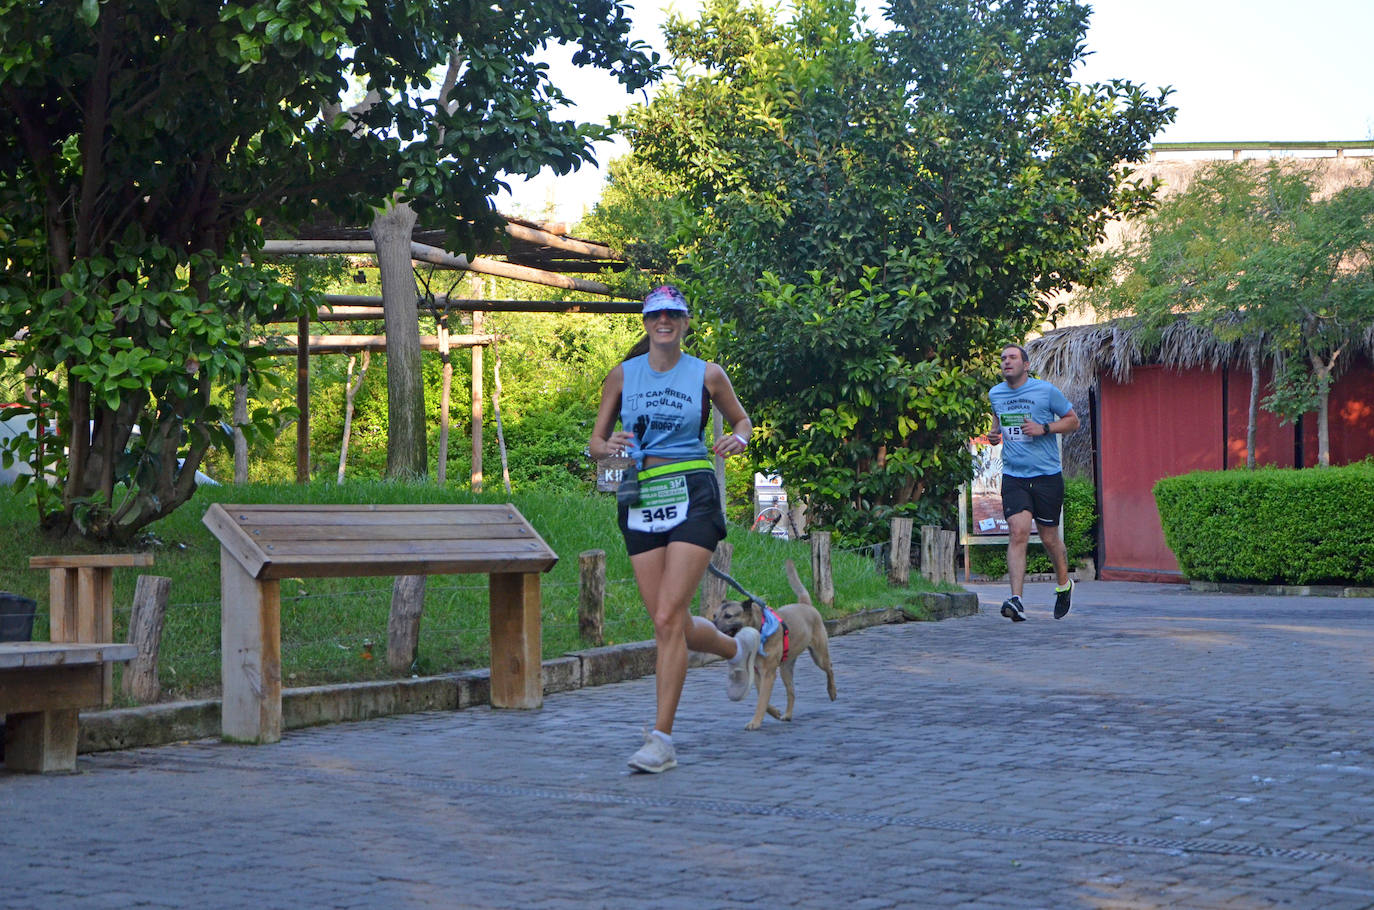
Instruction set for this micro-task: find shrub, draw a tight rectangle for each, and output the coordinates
[1154,462,1374,585]
[969,476,1097,578]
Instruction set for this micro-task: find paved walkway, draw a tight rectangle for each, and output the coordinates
[3,581,1373,909]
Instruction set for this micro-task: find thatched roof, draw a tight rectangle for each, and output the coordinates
[1026,317,1374,399]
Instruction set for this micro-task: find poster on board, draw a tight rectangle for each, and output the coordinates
[958,434,1062,545]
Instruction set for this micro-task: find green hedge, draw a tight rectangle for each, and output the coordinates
[969,476,1097,578]
[1154,462,1374,585]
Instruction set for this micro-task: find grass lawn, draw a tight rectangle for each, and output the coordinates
[0,481,946,704]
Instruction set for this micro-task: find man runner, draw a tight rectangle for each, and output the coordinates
[986,344,1080,621]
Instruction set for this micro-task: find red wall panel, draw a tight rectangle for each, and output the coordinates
[1094,358,1373,581]
[1097,366,1224,582]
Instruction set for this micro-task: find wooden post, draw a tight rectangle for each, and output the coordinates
[387,575,426,672]
[122,575,170,703]
[921,525,957,585]
[471,310,484,493]
[697,542,733,621]
[296,310,309,484]
[488,572,541,709]
[338,350,369,484]
[220,552,282,744]
[577,550,606,645]
[810,531,834,608]
[492,340,512,495]
[889,517,913,585]
[437,315,451,486]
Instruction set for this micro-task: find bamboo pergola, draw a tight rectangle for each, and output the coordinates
[253,215,642,490]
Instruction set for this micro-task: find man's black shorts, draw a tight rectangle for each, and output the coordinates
[618,469,727,556]
[1001,472,1064,526]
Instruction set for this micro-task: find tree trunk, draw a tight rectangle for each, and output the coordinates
[1317,385,1331,467]
[1246,349,1260,470]
[370,202,428,480]
[1314,353,1335,467]
[387,574,426,672]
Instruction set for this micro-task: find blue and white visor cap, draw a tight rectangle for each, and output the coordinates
[642,285,690,315]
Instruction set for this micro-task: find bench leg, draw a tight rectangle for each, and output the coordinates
[489,572,542,709]
[220,551,282,744]
[5,709,80,773]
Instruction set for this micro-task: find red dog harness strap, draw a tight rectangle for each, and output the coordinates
[760,605,790,663]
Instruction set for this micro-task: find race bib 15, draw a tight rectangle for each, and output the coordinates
[999,412,1027,442]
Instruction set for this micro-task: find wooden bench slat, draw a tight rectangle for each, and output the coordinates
[241,523,535,543]
[208,503,521,513]
[257,536,551,557]
[257,553,558,580]
[0,665,106,716]
[29,553,154,569]
[0,642,138,670]
[217,506,523,525]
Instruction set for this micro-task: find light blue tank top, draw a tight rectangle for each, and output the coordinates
[620,353,710,467]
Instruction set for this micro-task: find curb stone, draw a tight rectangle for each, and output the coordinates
[1189,580,1374,598]
[76,589,980,755]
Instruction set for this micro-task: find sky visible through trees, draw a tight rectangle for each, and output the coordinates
[501,0,1374,223]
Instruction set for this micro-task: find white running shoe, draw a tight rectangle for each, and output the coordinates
[726,627,760,701]
[627,729,677,773]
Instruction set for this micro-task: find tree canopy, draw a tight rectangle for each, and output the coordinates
[598,0,1174,539]
[0,0,657,541]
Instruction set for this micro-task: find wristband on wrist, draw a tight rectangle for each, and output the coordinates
[731,433,749,448]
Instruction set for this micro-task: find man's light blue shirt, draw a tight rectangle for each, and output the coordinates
[988,377,1073,477]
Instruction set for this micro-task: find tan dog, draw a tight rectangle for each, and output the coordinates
[713,559,837,730]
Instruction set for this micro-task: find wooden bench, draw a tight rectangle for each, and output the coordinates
[202,503,559,745]
[1,554,151,773]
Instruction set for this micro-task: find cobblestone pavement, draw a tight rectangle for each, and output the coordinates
[3,581,1373,909]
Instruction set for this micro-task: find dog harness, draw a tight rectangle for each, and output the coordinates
[759,604,790,662]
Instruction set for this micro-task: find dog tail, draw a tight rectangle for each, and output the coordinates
[783,559,813,606]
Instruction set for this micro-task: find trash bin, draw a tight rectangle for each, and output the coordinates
[1,592,37,761]
[0,591,37,642]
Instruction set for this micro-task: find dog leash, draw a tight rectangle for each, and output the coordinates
[707,564,791,659]
[706,563,767,608]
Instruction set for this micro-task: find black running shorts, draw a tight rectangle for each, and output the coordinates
[1000,472,1065,526]
[618,469,727,556]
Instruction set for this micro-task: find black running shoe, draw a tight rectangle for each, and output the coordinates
[1054,580,1073,619]
[1000,595,1026,622]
